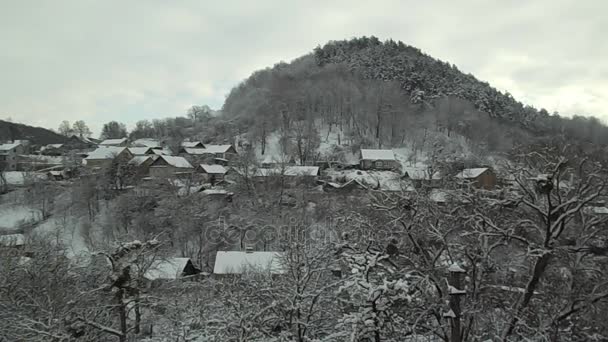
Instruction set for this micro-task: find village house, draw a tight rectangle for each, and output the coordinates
[205,144,238,160]
[132,138,162,149]
[320,178,368,193]
[455,167,497,190]
[128,155,157,178]
[213,249,285,275]
[360,149,400,171]
[84,147,134,170]
[261,154,296,168]
[0,142,25,171]
[148,155,194,178]
[143,257,199,281]
[65,135,98,150]
[403,168,442,188]
[253,165,320,186]
[181,141,205,149]
[99,138,128,147]
[181,145,238,165]
[197,164,227,184]
[127,147,155,156]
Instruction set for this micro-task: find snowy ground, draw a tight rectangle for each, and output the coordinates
[325,169,412,191]
[32,216,90,258]
[0,204,41,231]
[3,171,47,186]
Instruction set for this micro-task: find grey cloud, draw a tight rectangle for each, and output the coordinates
[1,0,607,134]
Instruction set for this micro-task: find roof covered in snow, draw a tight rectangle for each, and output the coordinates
[202,189,231,195]
[152,149,170,155]
[0,142,21,151]
[144,258,192,280]
[203,145,233,154]
[455,168,489,179]
[100,138,127,146]
[128,147,153,155]
[129,155,155,166]
[154,155,193,168]
[132,138,160,148]
[181,141,205,148]
[360,149,396,161]
[213,251,285,274]
[199,164,227,174]
[0,234,25,247]
[85,147,128,160]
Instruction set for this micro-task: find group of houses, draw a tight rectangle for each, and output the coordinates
[82,138,237,184]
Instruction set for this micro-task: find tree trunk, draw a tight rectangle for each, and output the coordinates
[117,289,127,342]
[502,253,551,341]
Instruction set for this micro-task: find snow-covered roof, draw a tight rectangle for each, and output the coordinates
[586,206,608,215]
[155,155,193,168]
[360,149,396,161]
[203,145,233,154]
[47,143,64,149]
[182,148,207,155]
[202,189,230,195]
[0,234,25,247]
[48,170,63,176]
[152,149,170,155]
[100,138,127,146]
[129,155,155,166]
[213,251,285,274]
[132,138,160,148]
[144,258,192,280]
[128,147,153,155]
[85,147,128,160]
[455,168,489,179]
[199,164,227,174]
[181,141,205,148]
[0,142,21,151]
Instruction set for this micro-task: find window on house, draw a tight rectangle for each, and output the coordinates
[375,161,383,167]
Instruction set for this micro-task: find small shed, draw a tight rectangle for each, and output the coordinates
[360,149,399,170]
[47,170,65,181]
[455,167,497,190]
[213,250,285,275]
[0,234,25,248]
[197,164,227,184]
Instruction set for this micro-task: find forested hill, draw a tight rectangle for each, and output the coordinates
[314,37,542,126]
[223,36,608,153]
[0,120,66,145]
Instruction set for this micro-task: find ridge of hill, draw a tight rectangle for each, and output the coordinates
[0,120,67,145]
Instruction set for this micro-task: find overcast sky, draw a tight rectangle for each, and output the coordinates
[1,0,606,135]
